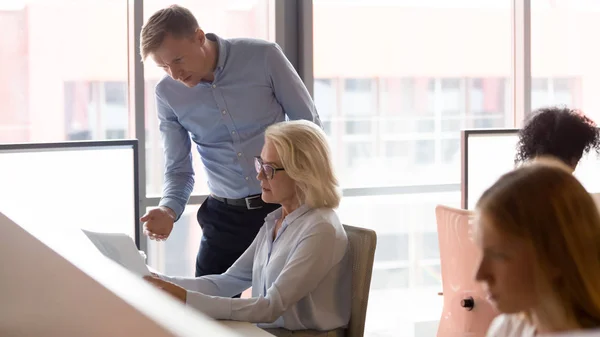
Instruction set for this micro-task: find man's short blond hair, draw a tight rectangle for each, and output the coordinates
[140,5,199,60]
[265,121,341,209]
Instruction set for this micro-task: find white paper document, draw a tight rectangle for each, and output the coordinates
[81,230,150,276]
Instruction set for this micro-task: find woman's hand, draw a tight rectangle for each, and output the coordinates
[143,276,187,303]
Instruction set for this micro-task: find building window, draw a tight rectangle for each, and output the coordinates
[342,78,375,116]
[68,130,92,141]
[344,78,372,92]
[385,140,410,158]
[63,81,128,140]
[470,78,507,128]
[106,129,126,139]
[415,140,435,165]
[371,267,410,290]
[345,120,371,134]
[420,232,441,259]
[441,138,459,164]
[530,77,577,116]
[416,264,442,287]
[345,142,373,168]
[440,78,463,116]
[375,233,409,262]
[104,82,127,105]
[64,81,92,140]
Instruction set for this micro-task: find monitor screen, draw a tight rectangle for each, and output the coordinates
[0,140,139,244]
[464,131,518,210]
[463,130,600,210]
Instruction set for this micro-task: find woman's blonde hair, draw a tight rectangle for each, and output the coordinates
[265,120,340,209]
[476,157,600,329]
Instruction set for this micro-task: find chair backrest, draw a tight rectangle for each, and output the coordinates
[343,224,377,337]
[435,205,498,337]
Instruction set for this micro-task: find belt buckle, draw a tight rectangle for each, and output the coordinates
[245,195,263,210]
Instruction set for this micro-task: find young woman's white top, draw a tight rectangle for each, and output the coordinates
[486,315,536,337]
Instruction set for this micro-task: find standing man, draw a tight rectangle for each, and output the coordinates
[139,5,321,281]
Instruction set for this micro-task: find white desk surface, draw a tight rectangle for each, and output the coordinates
[0,212,269,337]
[220,321,275,337]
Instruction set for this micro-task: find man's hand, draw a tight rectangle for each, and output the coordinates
[143,276,187,303]
[141,206,176,241]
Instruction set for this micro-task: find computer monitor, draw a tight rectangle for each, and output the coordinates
[461,129,600,210]
[0,140,140,246]
[461,129,518,210]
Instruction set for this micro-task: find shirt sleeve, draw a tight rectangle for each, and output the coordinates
[159,229,258,297]
[265,43,322,127]
[185,226,340,323]
[155,92,195,220]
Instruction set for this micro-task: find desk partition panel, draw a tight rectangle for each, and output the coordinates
[0,211,248,337]
[0,140,140,246]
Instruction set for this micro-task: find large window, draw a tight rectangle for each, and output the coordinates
[530,1,599,119]
[143,0,275,276]
[0,1,129,143]
[313,1,512,336]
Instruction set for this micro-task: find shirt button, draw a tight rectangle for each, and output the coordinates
[212,84,217,88]
[222,110,227,115]
[237,152,242,157]
[245,177,249,180]
[231,130,236,135]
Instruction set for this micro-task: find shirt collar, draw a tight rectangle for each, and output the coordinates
[265,207,282,224]
[265,203,312,222]
[283,204,312,225]
[205,33,227,71]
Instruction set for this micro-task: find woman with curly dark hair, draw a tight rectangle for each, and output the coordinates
[515,106,600,170]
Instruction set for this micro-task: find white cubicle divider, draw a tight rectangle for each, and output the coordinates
[0,211,245,337]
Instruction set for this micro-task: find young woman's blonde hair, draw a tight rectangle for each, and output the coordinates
[265,120,341,209]
[476,156,600,329]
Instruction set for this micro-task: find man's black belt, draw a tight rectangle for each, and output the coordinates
[210,194,265,210]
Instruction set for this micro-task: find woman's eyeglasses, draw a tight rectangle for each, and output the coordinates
[254,156,285,180]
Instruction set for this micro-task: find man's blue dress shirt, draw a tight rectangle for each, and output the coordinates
[154,33,321,218]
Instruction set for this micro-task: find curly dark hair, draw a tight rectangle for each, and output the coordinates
[515,106,600,166]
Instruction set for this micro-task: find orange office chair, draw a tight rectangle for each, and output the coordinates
[435,205,498,337]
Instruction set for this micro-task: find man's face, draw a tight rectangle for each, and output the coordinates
[151,30,212,87]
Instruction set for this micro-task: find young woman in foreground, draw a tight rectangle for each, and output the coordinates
[475,158,600,337]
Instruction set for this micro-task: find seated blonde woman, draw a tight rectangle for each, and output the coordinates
[145,120,351,335]
[473,157,600,337]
